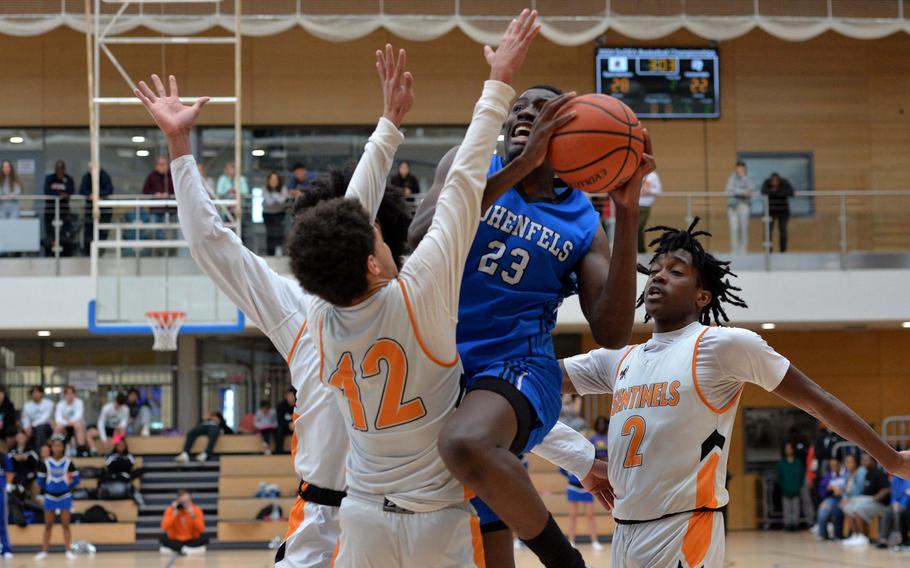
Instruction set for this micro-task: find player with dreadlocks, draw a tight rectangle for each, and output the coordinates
[559,218,910,567]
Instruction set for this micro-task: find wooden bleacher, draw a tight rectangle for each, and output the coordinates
[10,523,135,546]
[216,455,297,542]
[127,434,270,456]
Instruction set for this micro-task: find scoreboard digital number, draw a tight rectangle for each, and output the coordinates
[595,47,720,119]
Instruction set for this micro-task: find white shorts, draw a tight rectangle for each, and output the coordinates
[611,510,725,568]
[333,493,483,568]
[275,497,341,568]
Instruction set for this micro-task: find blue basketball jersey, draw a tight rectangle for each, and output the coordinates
[457,154,600,374]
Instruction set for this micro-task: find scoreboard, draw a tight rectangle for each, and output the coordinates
[595,47,720,119]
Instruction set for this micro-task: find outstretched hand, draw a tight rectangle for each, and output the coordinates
[581,458,615,512]
[134,74,209,138]
[610,128,656,210]
[484,9,540,85]
[376,44,414,128]
[888,450,910,478]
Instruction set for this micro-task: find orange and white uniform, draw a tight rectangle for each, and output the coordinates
[563,322,790,568]
[305,80,513,568]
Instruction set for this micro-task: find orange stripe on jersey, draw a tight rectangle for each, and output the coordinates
[463,485,476,502]
[470,515,486,568]
[613,345,638,383]
[396,279,459,368]
[286,320,308,365]
[284,493,306,539]
[329,529,341,567]
[691,327,743,414]
[290,412,300,462]
[318,319,326,383]
[681,510,714,567]
[695,452,720,509]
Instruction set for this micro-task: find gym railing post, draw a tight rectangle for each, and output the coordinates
[838,194,848,270]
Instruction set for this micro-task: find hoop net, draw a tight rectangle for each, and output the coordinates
[145,311,187,352]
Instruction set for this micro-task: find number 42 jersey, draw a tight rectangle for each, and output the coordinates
[456,154,600,375]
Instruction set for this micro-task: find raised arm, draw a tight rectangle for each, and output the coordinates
[342,44,413,220]
[135,75,304,354]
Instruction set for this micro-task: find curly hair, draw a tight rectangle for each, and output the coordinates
[636,217,747,326]
[288,197,375,306]
[291,162,412,270]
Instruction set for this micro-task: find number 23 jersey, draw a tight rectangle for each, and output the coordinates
[563,323,790,521]
[457,154,599,375]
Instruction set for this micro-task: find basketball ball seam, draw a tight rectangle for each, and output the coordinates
[550,129,645,144]
[570,100,640,127]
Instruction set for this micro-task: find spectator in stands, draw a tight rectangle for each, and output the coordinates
[53,385,88,456]
[43,160,76,257]
[143,156,176,243]
[637,171,662,252]
[126,388,151,437]
[22,386,54,451]
[761,172,794,253]
[275,387,295,455]
[816,456,847,540]
[559,394,586,432]
[843,453,890,547]
[558,400,600,551]
[91,393,129,452]
[0,160,22,219]
[286,162,311,197]
[778,442,805,531]
[104,437,135,481]
[262,172,288,255]
[159,489,207,555]
[0,450,12,558]
[79,163,114,252]
[389,160,420,197]
[175,411,233,464]
[216,162,249,199]
[590,416,608,461]
[35,435,79,561]
[877,474,910,549]
[7,430,39,491]
[254,401,278,455]
[725,160,752,254]
[0,385,18,447]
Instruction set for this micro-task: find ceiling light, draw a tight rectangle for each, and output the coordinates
[37,330,51,337]
[251,149,265,157]
[761,323,776,330]
[53,341,65,348]
[902,322,910,329]
[136,149,150,157]
[131,135,146,143]
[9,136,23,144]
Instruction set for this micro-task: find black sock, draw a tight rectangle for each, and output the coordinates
[520,514,585,568]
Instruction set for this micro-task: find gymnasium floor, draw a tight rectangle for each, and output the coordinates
[15,532,910,567]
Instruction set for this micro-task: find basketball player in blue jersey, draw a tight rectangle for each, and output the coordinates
[410,87,655,567]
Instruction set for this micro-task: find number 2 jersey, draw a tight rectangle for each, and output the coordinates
[563,322,790,521]
[457,156,600,376]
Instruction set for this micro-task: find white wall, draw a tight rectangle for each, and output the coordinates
[2,269,910,333]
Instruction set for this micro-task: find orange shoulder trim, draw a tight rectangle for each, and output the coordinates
[396,279,459,368]
[286,320,308,366]
[613,345,638,384]
[692,327,743,414]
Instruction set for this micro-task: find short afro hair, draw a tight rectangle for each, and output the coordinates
[289,197,375,306]
[292,162,412,270]
[523,84,563,96]
[637,217,747,326]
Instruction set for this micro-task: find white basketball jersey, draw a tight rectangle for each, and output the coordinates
[607,325,736,521]
[313,280,465,513]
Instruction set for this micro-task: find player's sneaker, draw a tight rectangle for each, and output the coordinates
[843,534,869,547]
[65,551,77,560]
[33,551,47,561]
[181,545,207,555]
[3,552,13,559]
[175,451,190,464]
[160,546,174,554]
[592,540,604,551]
[195,452,208,462]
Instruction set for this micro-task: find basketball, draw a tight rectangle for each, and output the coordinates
[547,94,645,193]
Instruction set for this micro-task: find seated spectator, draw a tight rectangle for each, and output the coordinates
[7,430,39,491]
[254,401,278,455]
[275,388,296,455]
[159,489,207,555]
[815,456,847,540]
[877,474,910,549]
[0,385,18,448]
[53,385,88,456]
[777,442,805,531]
[286,162,311,197]
[22,387,54,451]
[126,388,151,437]
[389,160,420,197]
[35,435,79,561]
[103,438,136,483]
[175,412,232,464]
[89,393,129,453]
[843,453,890,547]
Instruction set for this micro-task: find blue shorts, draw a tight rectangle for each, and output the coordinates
[463,356,562,454]
[43,495,72,512]
[567,485,593,503]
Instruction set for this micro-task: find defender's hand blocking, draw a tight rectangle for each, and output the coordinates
[134,74,210,138]
[609,129,656,210]
[485,9,540,85]
[581,458,615,512]
[376,44,414,128]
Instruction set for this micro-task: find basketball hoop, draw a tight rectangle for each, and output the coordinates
[145,311,187,352]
